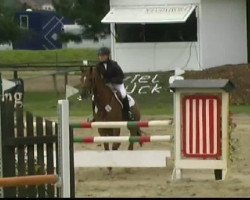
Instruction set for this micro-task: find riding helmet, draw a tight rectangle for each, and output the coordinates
[98,47,110,56]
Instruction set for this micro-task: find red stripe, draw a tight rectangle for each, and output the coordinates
[202,98,206,155]
[139,136,150,143]
[196,99,200,154]
[138,121,149,127]
[83,137,94,143]
[209,99,214,154]
[81,122,92,128]
[181,95,223,159]
[182,97,186,157]
[189,98,193,154]
[217,97,222,158]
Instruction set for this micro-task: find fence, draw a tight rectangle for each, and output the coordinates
[0,100,75,198]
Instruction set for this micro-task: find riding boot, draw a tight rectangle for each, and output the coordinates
[122,96,135,121]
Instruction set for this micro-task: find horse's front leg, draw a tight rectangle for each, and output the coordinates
[112,128,121,150]
[99,128,113,175]
[98,129,109,150]
[128,128,135,150]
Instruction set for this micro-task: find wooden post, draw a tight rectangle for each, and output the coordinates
[64,73,68,96]
[13,71,18,79]
[0,73,3,198]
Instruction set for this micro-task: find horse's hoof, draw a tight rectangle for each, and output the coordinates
[107,167,112,175]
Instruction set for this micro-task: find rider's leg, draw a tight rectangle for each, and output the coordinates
[112,83,134,121]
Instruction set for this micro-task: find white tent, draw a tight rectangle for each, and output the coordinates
[102,0,247,72]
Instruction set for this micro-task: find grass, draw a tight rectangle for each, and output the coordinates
[0,48,97,65]
[22,71,175,118]
[1,48,250,117]
[230,105,250,114]
[23,90,250,119]
[24,91,174,118]
[24,92,93,117]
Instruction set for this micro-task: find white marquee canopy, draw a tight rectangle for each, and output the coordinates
[102,4,196,23]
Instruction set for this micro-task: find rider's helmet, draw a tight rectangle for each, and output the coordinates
[98,47,110,56]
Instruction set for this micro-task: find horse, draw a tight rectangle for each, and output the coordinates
[80,67,142,165]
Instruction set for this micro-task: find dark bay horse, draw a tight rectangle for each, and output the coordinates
[80,67,142,154]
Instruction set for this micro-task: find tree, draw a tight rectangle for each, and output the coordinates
[53,0,110,42]
[0,0,23,45]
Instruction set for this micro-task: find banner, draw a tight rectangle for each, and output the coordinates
[2,78,24,108]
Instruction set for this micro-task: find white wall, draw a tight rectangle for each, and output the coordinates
[109,0,248,72]
[109,0,201,72]
[200,0,247,69]
[115,42,200,72]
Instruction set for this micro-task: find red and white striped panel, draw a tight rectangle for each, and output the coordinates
[182,96,222,159]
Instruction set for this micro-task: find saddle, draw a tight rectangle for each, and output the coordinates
[105,83,135,109]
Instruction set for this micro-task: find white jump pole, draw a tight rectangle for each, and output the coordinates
[58,100,71,197]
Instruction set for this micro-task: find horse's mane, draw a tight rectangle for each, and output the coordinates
[91,67,113,92]
[92,66,122,100]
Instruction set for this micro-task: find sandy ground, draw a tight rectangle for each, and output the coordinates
[72,114,250,198]
[2,71,250,197]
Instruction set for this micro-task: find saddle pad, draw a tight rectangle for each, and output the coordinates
[127,94,135,107]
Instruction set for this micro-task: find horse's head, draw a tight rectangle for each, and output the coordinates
[80,67,94,99]
[80,66,105,99]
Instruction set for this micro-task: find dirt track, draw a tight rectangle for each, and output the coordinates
[73,114,250,198]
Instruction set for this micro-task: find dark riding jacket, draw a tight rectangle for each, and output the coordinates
[96,59,125,84]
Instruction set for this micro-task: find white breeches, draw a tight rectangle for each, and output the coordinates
[112,83,127,99]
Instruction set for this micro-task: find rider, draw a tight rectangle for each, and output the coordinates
[93,47,134,121]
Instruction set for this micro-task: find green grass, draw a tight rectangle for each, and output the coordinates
[230,105,250,114]
[24,92,92,117]
[23,90,250,119]
[24,91,174,118]
[0,48,249,117]
[0,48,97,65]
[24,90,250,118]
[22,70,250,118]
[23,71,175,118]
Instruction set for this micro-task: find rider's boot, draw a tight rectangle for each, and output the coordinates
[122,95,135,121]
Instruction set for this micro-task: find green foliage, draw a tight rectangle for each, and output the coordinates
[0,0,22,44]
[53,0,110,41]
[58,33,82,43]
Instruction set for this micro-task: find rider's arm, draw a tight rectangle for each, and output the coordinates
[110,62,125,84]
